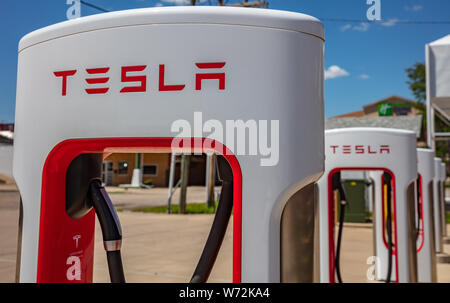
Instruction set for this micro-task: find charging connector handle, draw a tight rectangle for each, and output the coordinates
[383,172,393,284]
[332,172,347,283]
[90,179,125,283]
[190,155,233,283]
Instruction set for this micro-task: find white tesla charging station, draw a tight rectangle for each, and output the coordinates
[371,149,436,282]
[415,149,437,282]
[434,158,444,253]
[318,128,418,283]
[13,7,324,283]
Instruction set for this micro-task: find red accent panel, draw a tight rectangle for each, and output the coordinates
[120,65,147,93]
[196,62,226,69]
[54,70,77,96]
[38,138,242,283]
[327,167,399,283]
[158,65,185,91]
[416,174,425,252]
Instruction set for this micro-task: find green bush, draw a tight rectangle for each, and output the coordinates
[132,201,218,214]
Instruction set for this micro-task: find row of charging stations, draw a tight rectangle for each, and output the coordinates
[318,128,447,283]
[11,6,446,283]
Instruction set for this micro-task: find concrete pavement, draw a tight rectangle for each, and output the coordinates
[1,187,450,283]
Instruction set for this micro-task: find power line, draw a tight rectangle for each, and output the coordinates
[319,18,450,25]
[76,1,450,24]
[79,0,110,13]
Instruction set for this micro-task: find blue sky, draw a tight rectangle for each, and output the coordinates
[1,0,450,122]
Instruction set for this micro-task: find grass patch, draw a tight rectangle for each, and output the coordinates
[132,201,218,214]
[447,212,450,224]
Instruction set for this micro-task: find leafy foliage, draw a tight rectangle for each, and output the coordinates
[406,62,426,103]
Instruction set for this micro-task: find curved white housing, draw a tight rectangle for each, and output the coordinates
[373,149,436,282]
[440,163,447,237]
[434,158,443,252]
[13,7,324,282]
[415,148,437,282]
[368,170,385,281]
[318,128,418,283]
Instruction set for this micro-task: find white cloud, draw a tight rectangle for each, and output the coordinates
[155,2,164,6]
[381,18,399,27]
[405,4,423,11]
[359,74,370,80]
[340,24,352,31]
[353,23,369,32]
[340,22,369,32]
[325,65,350,80]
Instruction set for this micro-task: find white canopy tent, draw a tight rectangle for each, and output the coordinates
[426,34,450,149]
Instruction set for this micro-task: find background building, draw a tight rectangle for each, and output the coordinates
[102,153,207,187]
[333,95,423,118]
[327,95,426,145]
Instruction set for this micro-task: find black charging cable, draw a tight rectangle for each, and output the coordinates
[383,173,393,284]
[89,179,126,283]
[190,156,233,283]
[416,177,422,239]
[333,172,347,284]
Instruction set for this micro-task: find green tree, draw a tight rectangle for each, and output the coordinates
[406,62,426,103]
[406,62,428,142]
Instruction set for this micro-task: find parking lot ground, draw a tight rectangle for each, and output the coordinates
[1,187,450,283]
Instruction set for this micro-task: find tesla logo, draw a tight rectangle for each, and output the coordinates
[330,145,390,154]
[53,62,226,96]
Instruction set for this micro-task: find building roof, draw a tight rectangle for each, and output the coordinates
[362,95,418,112]
[325,115,422,138]
[331,95,420,118]
[333,110,365,118]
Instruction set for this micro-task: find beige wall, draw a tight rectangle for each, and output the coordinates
[142,153,170,187]
[104,153,170,187]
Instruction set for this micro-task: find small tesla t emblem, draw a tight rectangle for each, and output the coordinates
[73,235,81,248]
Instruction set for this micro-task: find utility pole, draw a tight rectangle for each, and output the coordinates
[191,0,268,8]
[188,0,268,211]
[194,0,267,212]
[205,153,217,209]
[177,0,200,215]
[179,154,190,214]
[228,0,268,8]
